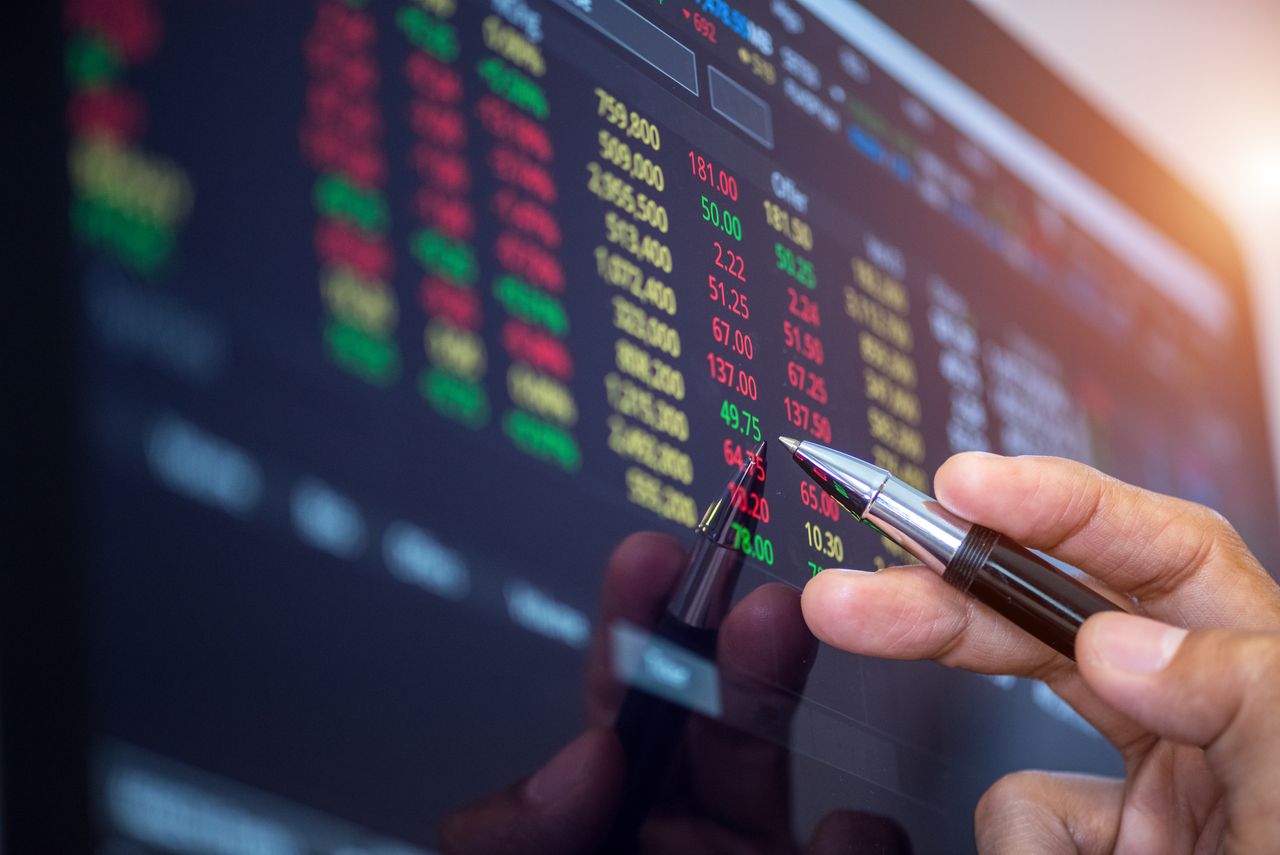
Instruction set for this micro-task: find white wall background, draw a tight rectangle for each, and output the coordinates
[969,0,1280,504]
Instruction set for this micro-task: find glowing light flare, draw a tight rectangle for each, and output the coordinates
[1227,141,1280,210]
[1252,149,1280,198]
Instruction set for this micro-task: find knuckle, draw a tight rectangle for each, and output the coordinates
[1186,503,1240,548]
[976,771,1045,825]
[1047,461,1105,536]
[932,596,992,666]
[1022,655,1074,690]
[975,770,1078,854]
[1181,631,1280,752]
[885,596,959,655]
[1124,499,1238,601]
[1240,634,1280,691]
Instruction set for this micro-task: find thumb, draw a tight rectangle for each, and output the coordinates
[1077,613,1280,846]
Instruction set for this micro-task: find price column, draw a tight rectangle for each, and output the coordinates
[66,0,193,277]
[301,0,399,386]
[847,243,927,566]
[763,188,842,576]
[593,89,697,527]
[478,19,582,472]
[691,148,772,563]
[926,277,991,453]
[398,0,489,428]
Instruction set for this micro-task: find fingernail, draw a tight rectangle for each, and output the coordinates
[1091,614,1187,674]
[525,731,593,805]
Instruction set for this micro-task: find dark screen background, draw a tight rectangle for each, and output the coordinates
[45,0,1280,852]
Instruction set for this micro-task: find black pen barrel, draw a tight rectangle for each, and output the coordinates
[943,524,1119,659]
[604,440,766,848]
[604,611,718,851]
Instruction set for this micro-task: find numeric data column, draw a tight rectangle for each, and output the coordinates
[690,149,774,562]
[302,0,399,386]
[398,0,490,428]
[847,238,927,567]
[926,276,991,454]
[66,0,193,278]
[478,19,582,473]
[592,90,697,527]
[762,184,844,577]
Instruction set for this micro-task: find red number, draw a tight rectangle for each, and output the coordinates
[691,152,739,201]
[807,373,828,404]
[723,440,766,480]
[714,241,746,281]
[709,276,748,318]
[723,438,744,467]
[730,485,770,521]
[713,317,754,358]
[800,482,841,521]
[707,274,725,304]
[783,321,824,365]
[787,287,820,326]
[787,360,829,404]
[785,396,831,442]
[811,412,832,443]
[692,13,717,43]
[708,353,757,400]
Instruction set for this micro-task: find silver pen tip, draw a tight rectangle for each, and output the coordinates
[782,441,892,520]
[778,436,801,455]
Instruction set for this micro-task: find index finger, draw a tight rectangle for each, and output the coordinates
[584,532,688,727]
[681,582,816,835]
[935,453,1280,627]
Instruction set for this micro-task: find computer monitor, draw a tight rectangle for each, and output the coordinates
[8,0,1278,851]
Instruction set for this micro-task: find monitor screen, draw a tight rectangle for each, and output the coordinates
[59,0,1278,851]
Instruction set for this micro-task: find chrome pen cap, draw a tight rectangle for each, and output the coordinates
[778,436,888,519]
[780,437,970,573]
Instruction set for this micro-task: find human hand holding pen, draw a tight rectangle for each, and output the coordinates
[803,451,1280,853]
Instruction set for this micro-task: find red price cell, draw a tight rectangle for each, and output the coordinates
[783,320,825,365]
[800,481,841,522]
[713,241,746,282]
[784,396,832,443]
[706,353,758,400]
[722,439,767,480]
[692,13,717,43]
[729,483,770,522]
[785,360,829,404]
[688,150,739,200]
[787,286,820,327]
[711,316,754,359]
[707,275,750,319]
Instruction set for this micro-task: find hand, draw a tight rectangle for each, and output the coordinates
[802,452,1280,853]
[438,532,909,854]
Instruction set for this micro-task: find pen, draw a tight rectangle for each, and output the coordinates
[606,440,767,846]
[779,437,1118,659]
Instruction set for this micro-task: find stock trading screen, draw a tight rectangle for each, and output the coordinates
[67,0,1278,852]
